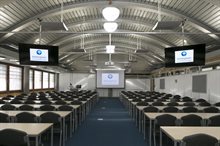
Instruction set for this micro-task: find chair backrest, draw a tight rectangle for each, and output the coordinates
[180,114,202,126]
[55,100,67,105]
[152,101,164,106]
[199,102,211,106]
[182,133,218,146]
[15,112,37,123]
[0,112,10,122]
[58,105,74,111]
[1,104,16,110]
[183,102,195,106]
[167,102,179,106]
[39,105,55,111]
[214,102,220,107]
[19,105,34,111]
[143,106,159,112]
[203,107,219,113]
[0,129,29,146]
[132,98,142,102]
[144,99,154,102]
[40,112,61,124]
[208,115,220,126]
[136,101,148,106]
[155,114,177,126]
[0,100,5,104]
[70,100,82,105]
[182,98,193,102]
[195,99,207,102]
[40,100,52,105]
[24,100,35,104]
[163,106,179,113]
[182,107,198,113]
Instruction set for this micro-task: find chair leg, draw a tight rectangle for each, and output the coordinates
[59,130,62,146]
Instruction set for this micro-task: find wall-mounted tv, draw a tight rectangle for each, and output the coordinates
[165,44,205,67]
[19,43,59,65]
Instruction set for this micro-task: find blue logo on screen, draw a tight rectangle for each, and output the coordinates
[181,51,187,56]
[36,50,42,55]
[108,74,113,79]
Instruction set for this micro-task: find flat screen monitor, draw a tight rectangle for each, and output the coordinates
[19,43,59,65]
[96,69,125,88]
[165,44,205,67]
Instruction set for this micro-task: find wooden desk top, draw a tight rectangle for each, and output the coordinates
[0,123,52,136]
[144,112,220,120]
[0,110,71,117]
[161,126,220,141]
[137,106,220,111]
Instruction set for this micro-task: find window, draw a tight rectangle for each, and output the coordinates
[0,64,7,91]
[9,66,22,91]
[43,72,49,89]
[49,73,55,88]
[34,70,42,89]
[29,69,33,90]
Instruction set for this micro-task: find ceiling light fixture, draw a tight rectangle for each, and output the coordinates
[103,22,118,32]
[102,7,120,21]
[0,56,6,60]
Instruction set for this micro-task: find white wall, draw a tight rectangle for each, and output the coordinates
[59,72,151,97]
[155,69,220,103]
[59,73,96,91]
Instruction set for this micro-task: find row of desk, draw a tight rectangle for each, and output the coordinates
[0,93,98,146]
[120,92,220,146]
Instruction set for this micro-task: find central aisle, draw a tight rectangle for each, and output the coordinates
[66,98,147,146]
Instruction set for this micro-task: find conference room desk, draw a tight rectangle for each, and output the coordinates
[0,123,53,146]
[160,126,220,146]
[136,105,220,133]
[0,110,71,146]
[144,112,220,146]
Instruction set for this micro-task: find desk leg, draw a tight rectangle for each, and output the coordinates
[35,136,38,146]
[51,126,53,146]
[144,115,146,140]
[149,119,152,146]
[139,110,141,132]
[160,129,162,146]
[63,117,66,146]
[70,112,73,137]
[174,141,177,146]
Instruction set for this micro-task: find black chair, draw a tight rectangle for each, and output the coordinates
[39,105,55,111]
[144,99,154,102]
[203,107,219,113]
[19,105,34,111]
[58,105,73,111]
[183,102,195,106]
[180,114,203,126]
[207,115,220,126]
[55,100,67,105]
[182,107,198,113]
[167,102,179,106]
[10,99,22,104]
[70,100,82,105]
[195,99,207,102]
[152,101,164,106]
[0,100,5,104]
[214,102,220,106]
[154,114,177,146]
[39,112,62,146]
[182,133,218,146]
[143,106,159,112]
[182,98,193,102]
[1,104,16,110]
[136,101,148,106]
[0,129,30,146]
[132,98,142,102]
[24,100,35,104]
[162,106,179,113]
[199,102,211,106]
[40,100,52,105]
[15,112,37,123]
[0,112,10,122]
